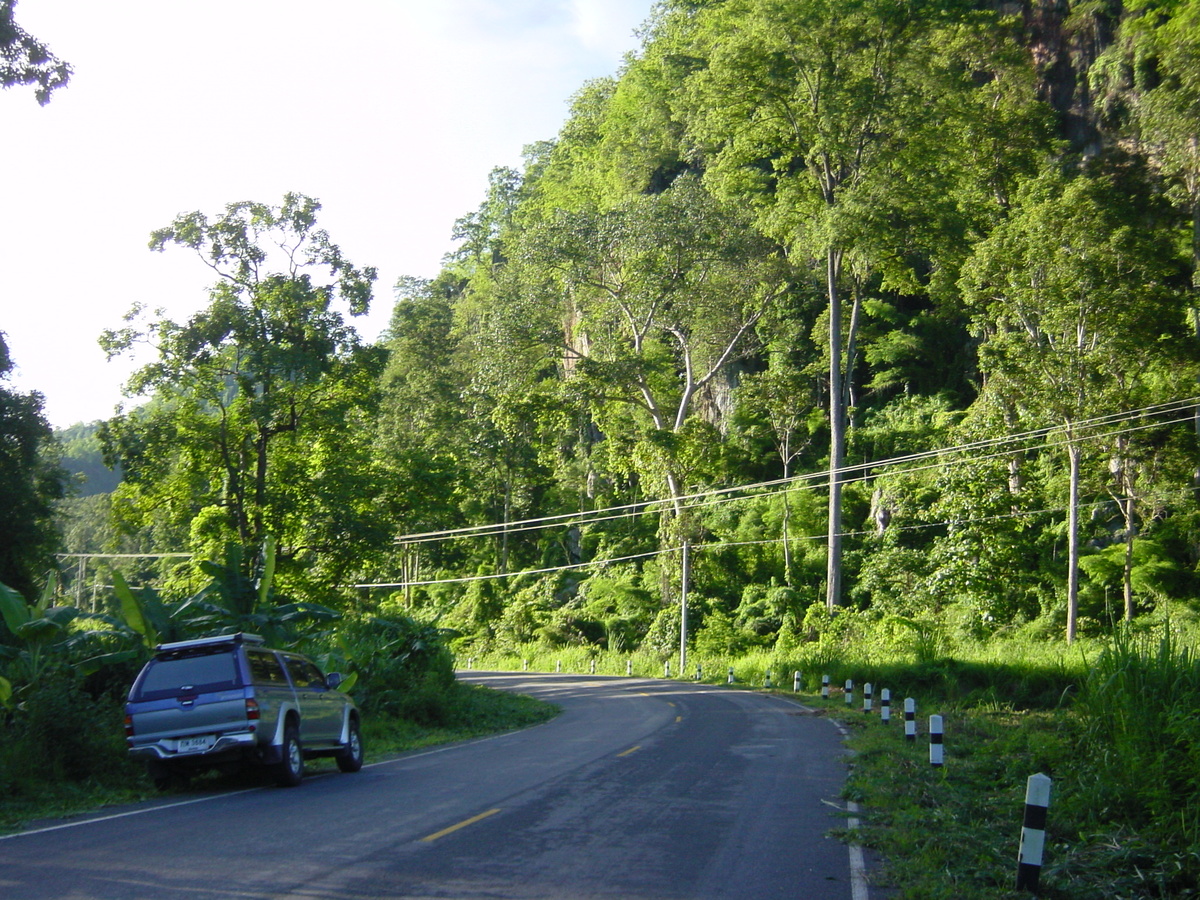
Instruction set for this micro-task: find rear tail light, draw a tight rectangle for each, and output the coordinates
[245,698,260,720]
[124,714,134,741]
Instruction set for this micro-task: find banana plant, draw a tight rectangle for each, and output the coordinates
[0,581,79,687]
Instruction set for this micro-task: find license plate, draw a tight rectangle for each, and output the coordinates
[176,735,215,754]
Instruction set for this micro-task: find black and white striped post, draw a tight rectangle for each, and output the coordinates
[556,659,562,673]
[523,659,529,672]
[664,660,671,678]
[929,714,944,767]
[728,666,735,685]
[1017,773,1053,893]
[863,682,873,714]
[590,659,596,675]
[821,675,830,699]
[793,670,802,693]
[627,659,632,676]
[904,698,917,742]
[695,664,703,681]
[765,670,773,689]
[845,679,854,707]
[881,688,891,724]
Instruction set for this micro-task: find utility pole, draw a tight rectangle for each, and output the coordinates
[679,540,691,676]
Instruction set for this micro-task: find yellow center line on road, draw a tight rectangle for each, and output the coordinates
[420,808,501,843]
[617,745,641,757]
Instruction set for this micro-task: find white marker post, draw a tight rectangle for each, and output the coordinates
[664,661,671,678]
[881,688,891,724]
[1017,774,1053,892]
[728,666,735,685]
[590,659,596,675]
[845,679,854,707]
[627,659,632,676]
[523,659,528,672]
[904,698,916,742]
[821,675,830,699]
[765,670,773,689]
[793,671,802,693]
[556,660,562,673]
[929,715,944,767]
[863,683,873,714]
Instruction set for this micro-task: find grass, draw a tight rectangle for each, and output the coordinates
[0,680,558,836]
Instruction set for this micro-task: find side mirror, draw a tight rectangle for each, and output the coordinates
[325,672,343,689]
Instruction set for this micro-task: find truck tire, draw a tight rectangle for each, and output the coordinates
[336,718,364,773]
[274,722,304,787]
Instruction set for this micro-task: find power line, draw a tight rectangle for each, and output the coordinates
[388,397,1199,546]
[356,397,1199,591]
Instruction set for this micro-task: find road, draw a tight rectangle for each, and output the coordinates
[0,673,864,899]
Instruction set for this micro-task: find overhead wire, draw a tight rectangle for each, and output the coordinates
[356,397,1199,590]
[388,396,1199,545]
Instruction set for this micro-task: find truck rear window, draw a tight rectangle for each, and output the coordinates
[135,653,241,700]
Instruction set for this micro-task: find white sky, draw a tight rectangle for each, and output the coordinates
[0,0,654,428]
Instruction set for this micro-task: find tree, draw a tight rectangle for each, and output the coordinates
[961,165,1192,641]
[679,0,1043,610]
[100,193,383,585]
[1,0,70,104]
[1094,1,1200,445]
[517,176,784,531]
[0,334,65,598]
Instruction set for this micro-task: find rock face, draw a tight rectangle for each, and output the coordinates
[1009,0,1122,155]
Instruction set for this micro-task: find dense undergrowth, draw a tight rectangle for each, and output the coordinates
[831,631,1200,898]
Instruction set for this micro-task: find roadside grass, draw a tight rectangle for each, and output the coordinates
[0,680,558,836]
[799,630,1200,899]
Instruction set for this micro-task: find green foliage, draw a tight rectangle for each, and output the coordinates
[0,336,66,599]
[324,615,455,723]
[1074,628,1200,855]
[0,0,71,104]
[100,193,387,591]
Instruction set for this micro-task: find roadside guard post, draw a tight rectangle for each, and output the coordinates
[904,698,917,741]
[881,688,891,724]
[929,715,944,767]
[1017,773,1052,893]
[821,675,830,698]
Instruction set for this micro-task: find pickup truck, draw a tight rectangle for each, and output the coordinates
[124,632,363,788]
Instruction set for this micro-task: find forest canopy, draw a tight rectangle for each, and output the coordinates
[56,0,1200,654]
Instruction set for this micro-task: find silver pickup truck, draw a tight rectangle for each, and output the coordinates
[124,632,363,788]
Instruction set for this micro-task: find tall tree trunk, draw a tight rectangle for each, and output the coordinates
[1067,438,1081,644]
[826,248,845,611]
[1123,493,1136,622]
[781,451,793,587]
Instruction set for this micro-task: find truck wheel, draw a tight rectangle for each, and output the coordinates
[274,722,304,787]
[336,718,364,773]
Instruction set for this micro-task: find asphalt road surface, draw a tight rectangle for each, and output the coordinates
[0,673,864,899]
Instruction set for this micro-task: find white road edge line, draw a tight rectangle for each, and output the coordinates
[0,728,529,843]
[0,788,263,841]
[847,800,870,900]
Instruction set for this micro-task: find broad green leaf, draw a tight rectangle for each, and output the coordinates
[112,570,156,647]
[0,582,31,633]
